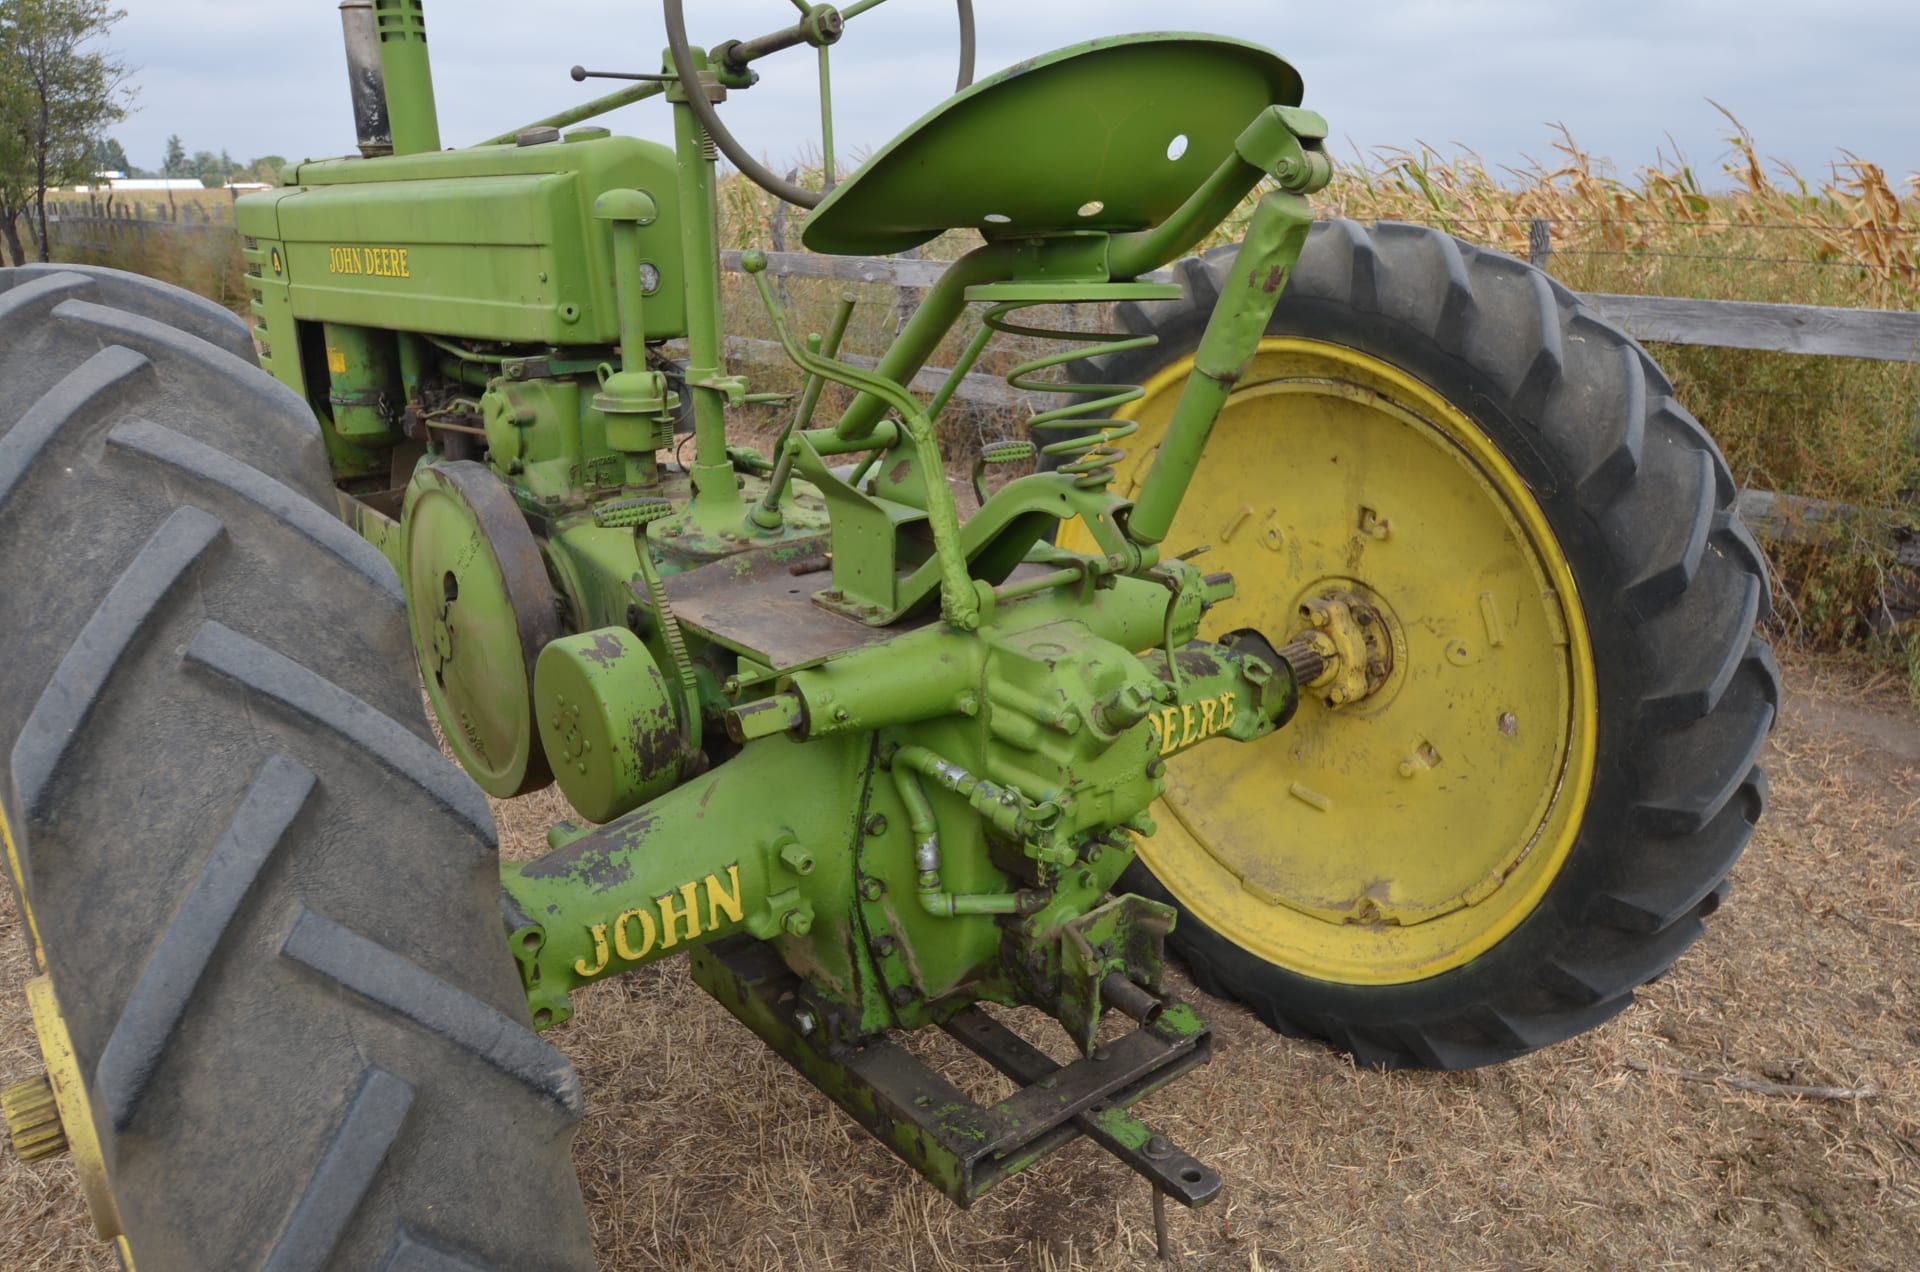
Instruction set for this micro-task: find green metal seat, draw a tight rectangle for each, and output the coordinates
[801,33,1303,257]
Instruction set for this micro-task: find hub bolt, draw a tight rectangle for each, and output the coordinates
[859,877,885,902]
[863,814,888,836]
[872,936,895,958]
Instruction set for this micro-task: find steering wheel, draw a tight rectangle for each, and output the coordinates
[663,0,976,210]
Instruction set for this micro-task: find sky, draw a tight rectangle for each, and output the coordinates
[106,1,1920,190]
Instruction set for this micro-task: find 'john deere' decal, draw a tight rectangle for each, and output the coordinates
[326,245,411,278]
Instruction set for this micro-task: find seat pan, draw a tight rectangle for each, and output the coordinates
[801,33,1303,257]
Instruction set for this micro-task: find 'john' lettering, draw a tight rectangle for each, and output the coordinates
[570,863,748,980]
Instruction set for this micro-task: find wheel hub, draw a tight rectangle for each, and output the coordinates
[1293,589,1393,709]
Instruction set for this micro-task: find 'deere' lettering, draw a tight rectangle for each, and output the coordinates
[1147,692,1240,756]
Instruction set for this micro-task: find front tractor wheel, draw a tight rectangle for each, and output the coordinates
[0,266,594,1268]
[1065,221,1779,1069]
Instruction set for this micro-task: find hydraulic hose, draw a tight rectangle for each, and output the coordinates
[889,746,1026,917]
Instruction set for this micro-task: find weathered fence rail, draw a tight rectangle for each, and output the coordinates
[724,248,1920,369]
[1581,293,1920,363]
[716,249,1919,612]
[38,214,1917,596]
[45,198,232,231]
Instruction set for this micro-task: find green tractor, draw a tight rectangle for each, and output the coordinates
[0,2,1776,1266]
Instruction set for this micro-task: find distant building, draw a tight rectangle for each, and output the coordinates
[71,174,205,193]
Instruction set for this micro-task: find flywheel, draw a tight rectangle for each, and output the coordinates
[401,460,564,797]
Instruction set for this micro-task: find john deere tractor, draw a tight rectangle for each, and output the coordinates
[0,2,1777,1266]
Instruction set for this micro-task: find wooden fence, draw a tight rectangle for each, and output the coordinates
[37,209,1919,584]
[716,248,1920,590]
[39,197,232,256]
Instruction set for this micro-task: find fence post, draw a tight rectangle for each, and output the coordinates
[895,245,923,336]
[1528,217,1552,268]
[768,181,793,313]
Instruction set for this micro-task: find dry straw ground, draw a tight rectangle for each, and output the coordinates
[3,653,1916,1269]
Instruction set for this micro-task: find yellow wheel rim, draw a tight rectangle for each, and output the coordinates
[1060,338,1598,984]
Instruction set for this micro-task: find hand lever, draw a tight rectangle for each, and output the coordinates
[570,66,675,83]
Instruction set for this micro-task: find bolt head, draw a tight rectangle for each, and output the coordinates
[859,877,884,902]
[872,936,895,958]
[794,1008,817,1036]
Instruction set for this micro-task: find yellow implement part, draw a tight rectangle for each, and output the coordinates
[1063,337,1597,984]
[2,797,43,969]
[24,975,123,1241]
[2,1071,64,1160]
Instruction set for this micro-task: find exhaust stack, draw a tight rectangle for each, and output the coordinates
[339,0,442,158]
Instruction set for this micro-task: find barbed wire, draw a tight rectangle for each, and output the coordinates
[1550,247,1904,268]
[1368,213,1920,235]
[1677,380,1920,407]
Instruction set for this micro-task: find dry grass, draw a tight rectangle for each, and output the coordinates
[4,654,1916,1269]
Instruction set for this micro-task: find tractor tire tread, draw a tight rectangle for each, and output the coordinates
[0,264,593,1270]
[107,418,399,598]
[0,261,254,358]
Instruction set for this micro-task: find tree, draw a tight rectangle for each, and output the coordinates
[87,131,126,174]
[247,154,285,186]
[161,131,184,176]
[187,147,218,186]
[0,0,131,265]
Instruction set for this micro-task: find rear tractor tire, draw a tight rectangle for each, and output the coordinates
[0,266,594,1268]
[1064,221,1779,1070]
